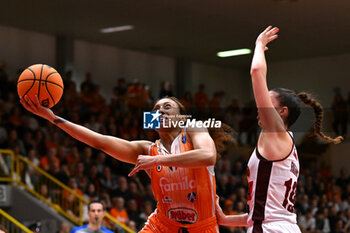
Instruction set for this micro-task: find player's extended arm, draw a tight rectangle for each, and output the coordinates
[215,197,248,226]
[250,26,285,132]
[128,128,216,176]
[20,95,149,164]
[251,26,294,160]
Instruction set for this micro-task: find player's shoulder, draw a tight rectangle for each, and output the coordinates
[101,226,114,233]
[70,224,88,233]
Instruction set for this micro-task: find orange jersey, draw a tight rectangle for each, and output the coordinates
[148,131,217,224]
[109,208,129,225]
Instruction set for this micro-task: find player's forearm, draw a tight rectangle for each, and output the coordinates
[156,149,216,168]
[50,115,104,149]
[250,43,267,79]
[218,213,248,226]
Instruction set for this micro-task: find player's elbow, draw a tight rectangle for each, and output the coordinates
[204,150,217,166]
[250,66,264,77]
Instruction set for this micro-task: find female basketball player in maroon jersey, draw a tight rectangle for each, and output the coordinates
[216,26,342,232]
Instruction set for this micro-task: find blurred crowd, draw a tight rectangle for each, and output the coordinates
[1,65,350,233]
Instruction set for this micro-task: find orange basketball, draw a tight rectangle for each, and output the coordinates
[17,64,64,108]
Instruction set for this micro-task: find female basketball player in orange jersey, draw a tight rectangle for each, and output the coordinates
[21,95,232,233]
[215,26,343,232]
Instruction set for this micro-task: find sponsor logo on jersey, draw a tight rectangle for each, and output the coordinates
[290,161,298,177]
[162,196,173,203]
[159,176,196,193]
[168,208,198,224]
[182,135,186,144]
[187,192,197,203]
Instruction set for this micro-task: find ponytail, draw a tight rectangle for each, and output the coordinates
[297,92,343,144]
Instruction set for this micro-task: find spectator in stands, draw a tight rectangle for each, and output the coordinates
[45,130,60,150]
[33,129,47,157]
[128,178,145,209]
[99,166,117,192]
[139,201,154,229]
[224,98,241,133]
[26,148,39,171]
[65,146,80,172]
[62,70,75,90]
[111,176,130,201]
[84,183,98,202]
[158,81,173,98]
[143,184,157,209]
[127,220,137,232]
[209,92,221,118]
[299,209,316,232]
[87,165,101,193]
[56,145,69,165]
[95,152,107,174]
[127,79,144,109]
[6,129,26,156]
[194,83,208,116]
[75,162,88,191]
[111,78,128,114]
[109,196,129,226]
[57,221,71,233]
[334,219,345,233]
[3,92,16,115]
[9,106,24,130]
[180,91,193,114]
[39,183,52,203]
[70,200,112,233]
[90,85,106,114]
[315,209,331,233]
[80,72,96,93]
[118,117,132,140]
[115,78,128,97]
[215,153,232,179]
[39,147,60,172]
[126,199,142,230]
[142,85,154,106]
[16,159,34,190]
[99,190,112,211]
[62,177,84,211]
[238,101,257,146]
[55,163,70,184]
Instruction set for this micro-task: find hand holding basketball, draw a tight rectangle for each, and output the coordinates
[20,95,56,123]
[17,64,64,108]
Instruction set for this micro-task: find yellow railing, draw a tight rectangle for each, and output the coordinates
[0,208,32,233]
[16,155,85,226]
[0,150,135,233]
